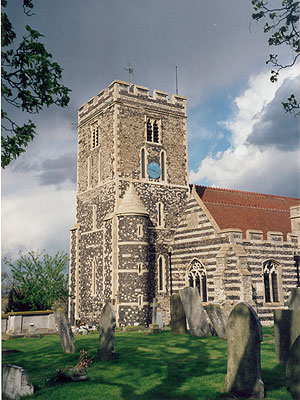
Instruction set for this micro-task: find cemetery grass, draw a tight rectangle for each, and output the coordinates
[2,327,290,400]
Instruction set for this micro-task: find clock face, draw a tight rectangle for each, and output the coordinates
[147,161,161,179]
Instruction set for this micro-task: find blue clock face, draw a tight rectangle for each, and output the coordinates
[147,161,161,179]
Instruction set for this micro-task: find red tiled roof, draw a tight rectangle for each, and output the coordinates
[193,185,300,239]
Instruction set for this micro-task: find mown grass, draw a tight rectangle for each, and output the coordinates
[2,327,290,400]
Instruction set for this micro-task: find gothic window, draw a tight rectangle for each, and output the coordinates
[91,126,99,149]
[188,260,207,302]
[160,150,166,181]
[263,260,280,303]
[158,255,166,292]
[87,156,92,187]
[98,152,102,184]
[157,202,164,227]
[92,205,97,230]
[91,258,97,296]
[141,147,146,179]
[146,118,161,143]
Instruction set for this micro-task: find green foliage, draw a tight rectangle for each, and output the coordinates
[1,0,71,168]
[2,329,292,399]
[251,0,300,115]
[3,250,69,311]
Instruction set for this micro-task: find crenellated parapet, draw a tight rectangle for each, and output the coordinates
[78,80,186,125]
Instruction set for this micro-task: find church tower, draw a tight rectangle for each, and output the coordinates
[69,80,189,326]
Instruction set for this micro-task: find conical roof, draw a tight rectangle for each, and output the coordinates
[116,183,149,216]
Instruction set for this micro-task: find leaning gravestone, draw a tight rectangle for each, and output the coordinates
[273,309,300,364]
[204,304,227,339]
[98,303,116,361]
[179,287,212,336]
[53,306,77,354]
[170,293,187,335]
[2,364,34,399]
[286,334,300,400]
[288,288,300,310]
[225,302,264,399]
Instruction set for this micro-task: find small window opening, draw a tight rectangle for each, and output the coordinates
[147,119,152,142]
[141,148,146,179]
[153,120,159,143]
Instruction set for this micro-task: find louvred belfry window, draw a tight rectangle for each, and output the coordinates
[146,118,161,143]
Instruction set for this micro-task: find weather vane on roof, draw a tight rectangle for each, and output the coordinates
[123,63,134,83]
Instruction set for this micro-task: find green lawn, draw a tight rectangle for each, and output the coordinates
[2,327,290,400]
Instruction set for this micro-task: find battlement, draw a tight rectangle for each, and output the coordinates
[219,227,298,245]
[78,80,186,124]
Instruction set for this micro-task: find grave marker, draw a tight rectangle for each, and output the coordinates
[170,293,187,335]
[225,302,264,398]
[179,287,212,336]
[53,306,77,354]
[286,334,300,400]
[288,287,300,310]
[98,303,116,360]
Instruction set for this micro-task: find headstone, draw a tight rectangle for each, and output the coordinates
[286,334,300,400]
[53,307,77,354]
[98,303,116,360]
[170,293,187,335]
[273,309,300,364]
[156,312,164,330]
[2,364,34,399]
[149,298,161,334]
[225,302,264,399]
[288,288,300,310]
[204,304,228,339]
[179,287,212,336]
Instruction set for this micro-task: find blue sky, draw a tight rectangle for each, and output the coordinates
[2,0,299,262]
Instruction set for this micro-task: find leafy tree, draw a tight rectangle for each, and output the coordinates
[3,250,69,311]
[1,0,71,168]
[251,0,300,115]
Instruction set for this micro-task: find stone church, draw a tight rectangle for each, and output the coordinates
[68,80,300,327]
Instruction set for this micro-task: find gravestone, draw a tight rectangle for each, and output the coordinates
[156,312,164,330]
[273,309,300,364]
[286,334,300,400]
[204,304,227,339]
[149,298,161,334]
[288,288,300,310]
[53,307,77,354]
[225,302,264,399]
[98,303,116,360]
[170,293,187,335]
[2,364,34,399]
[179,287,212,336]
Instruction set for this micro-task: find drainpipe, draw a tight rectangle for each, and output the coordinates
[294,253,300,287]
[168,248,173,295]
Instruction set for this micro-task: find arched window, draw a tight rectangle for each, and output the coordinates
[87,156,92,187]
[157,202,164,227]
[187,260,207,302]
[92,205,97,230]
[158,255,166,292]
[147,119,152,142]
[153,120,159,143]
[141,147,146,179]
[160,150,166,181]
[263,260,280,303]
[146,117,161,143]
[91,258,97,296]
[98,152,102,184]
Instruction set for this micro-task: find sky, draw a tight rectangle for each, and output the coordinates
[2,0,300,264]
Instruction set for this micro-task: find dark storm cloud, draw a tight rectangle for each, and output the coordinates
[12,152,77,187]
[38,153,77,186]
[247,76,300,151]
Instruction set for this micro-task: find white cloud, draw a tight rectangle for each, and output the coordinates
[190,66,300,197]
[2,186,76,260]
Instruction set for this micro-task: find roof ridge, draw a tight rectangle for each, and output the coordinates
[193,184,300,201]
[203,200,291,212]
